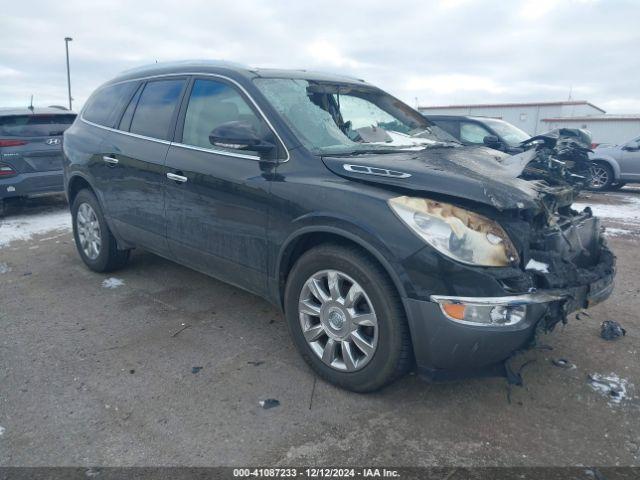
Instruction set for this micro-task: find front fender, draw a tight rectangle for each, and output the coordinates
[274,213,422,304]
[589,154,621,180]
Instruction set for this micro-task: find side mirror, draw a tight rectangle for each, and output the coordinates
[622,141,640,151]
[209,121,275,155]
[483,135,501,147]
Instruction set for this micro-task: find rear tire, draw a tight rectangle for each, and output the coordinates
[284,243,413,392]
[588,162,614,191]
[71,189,130,272]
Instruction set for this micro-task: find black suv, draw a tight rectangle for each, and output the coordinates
[63,61,614,392]
[423,114,530,154]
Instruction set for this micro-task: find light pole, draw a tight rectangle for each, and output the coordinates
[64,37,73,110]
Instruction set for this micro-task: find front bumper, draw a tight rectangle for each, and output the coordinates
[404,268,615,380]
[0,170,64,199]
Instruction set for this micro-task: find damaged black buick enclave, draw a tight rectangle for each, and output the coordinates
[62,61,615,392]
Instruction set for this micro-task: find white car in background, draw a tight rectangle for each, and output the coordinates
[589,135,640,190]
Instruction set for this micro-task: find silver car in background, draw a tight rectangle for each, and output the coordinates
[0,107,76,214]
[589,134,640,190]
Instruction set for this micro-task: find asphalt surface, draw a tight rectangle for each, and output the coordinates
[0,192,639,467]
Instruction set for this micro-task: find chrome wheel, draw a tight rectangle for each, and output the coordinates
[298,269,378,372]
[589,164,610,189]
[76,202,101,260]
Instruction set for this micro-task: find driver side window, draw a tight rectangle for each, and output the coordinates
[460,122,492,144]
[182,79,265,153]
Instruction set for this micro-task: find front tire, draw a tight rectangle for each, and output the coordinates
[588,162,614,191]
[71,189,130,272]
[284,244,413,392]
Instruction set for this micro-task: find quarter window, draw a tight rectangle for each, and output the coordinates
[129,79,186,140]
[83,82,138,128]
[460,122,492,144]
[181,79,266,153]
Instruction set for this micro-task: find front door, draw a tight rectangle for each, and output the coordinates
[619,136,640,180]
[164,77,280,296]
[101,78,187,255]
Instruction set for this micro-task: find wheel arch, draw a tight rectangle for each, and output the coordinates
[591,156,621,181]
[276,226,410,309]
[66,173,98,205]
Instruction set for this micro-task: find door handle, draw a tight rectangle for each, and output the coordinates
[167,172,188,183]
[102,155,119,165]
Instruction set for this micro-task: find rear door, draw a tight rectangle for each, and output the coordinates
[90,78,187,254]
[163,76,278,296]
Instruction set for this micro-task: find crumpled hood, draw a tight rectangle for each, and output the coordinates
[322,146,570,211]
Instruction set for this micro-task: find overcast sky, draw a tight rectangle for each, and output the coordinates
[1,0,638,113]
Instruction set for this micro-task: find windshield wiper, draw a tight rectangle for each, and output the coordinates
[323,148,411,157]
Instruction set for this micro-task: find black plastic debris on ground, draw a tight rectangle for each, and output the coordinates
[247,361,265,366]
[259,399,280,409]
[551,358,575,369]
[191,366,203,374]
[600,320,626,340]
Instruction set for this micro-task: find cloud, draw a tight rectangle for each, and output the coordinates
[405,74,505,95]
[306,39,364,69]
[0,0,638,113]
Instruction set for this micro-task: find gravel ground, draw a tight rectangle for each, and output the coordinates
[0,191,638,467]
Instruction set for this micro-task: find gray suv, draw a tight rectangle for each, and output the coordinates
[589,135,640,190]
[0,107,76,214]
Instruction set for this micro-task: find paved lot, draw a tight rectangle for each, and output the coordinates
[0,191,639,466]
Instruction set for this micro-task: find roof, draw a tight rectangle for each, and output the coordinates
[0,107,76,116]
[109,60,368,86]
[423,114,503,120]
[419,100,606,114]
[542,114,640,122]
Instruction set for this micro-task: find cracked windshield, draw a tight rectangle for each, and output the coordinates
[255,78,458,155]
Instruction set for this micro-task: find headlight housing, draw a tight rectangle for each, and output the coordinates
[388,196,519,267]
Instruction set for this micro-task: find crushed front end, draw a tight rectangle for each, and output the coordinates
[399,132,615,379]
[403,200,615,379]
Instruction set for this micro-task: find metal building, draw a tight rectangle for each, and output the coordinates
[418,100,640,145]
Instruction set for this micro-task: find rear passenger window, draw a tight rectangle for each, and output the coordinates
[118,85,143,131]
[129,80,185,140]
[83,82,138,128]
[181,79,266,152]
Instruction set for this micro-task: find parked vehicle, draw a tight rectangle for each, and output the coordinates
[63,61,615,392]
[588,135,640,190]
[423,114,530,154]
[0,107,76,214]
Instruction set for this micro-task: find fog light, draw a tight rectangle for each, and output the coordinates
[490,305,526,325]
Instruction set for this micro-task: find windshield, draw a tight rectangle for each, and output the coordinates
[254,78,458,155]
[481,118,530,147]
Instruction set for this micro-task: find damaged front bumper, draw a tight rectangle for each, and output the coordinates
[403,247,615,380]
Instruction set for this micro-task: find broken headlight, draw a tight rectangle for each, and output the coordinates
[388,196,519,267]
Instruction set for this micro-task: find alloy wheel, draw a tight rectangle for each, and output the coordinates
[589,164,610,189]
[298,269,378,371]
[76,202,101,260]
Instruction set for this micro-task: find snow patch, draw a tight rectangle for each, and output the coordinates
[0,210,71,248]
[604,227,633,237]
[0,426,5,436]
[525,259,549,273]
[0,262,11,274]
[588,373,632,406]
[102,277,125,289]
[573,196,640,225]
